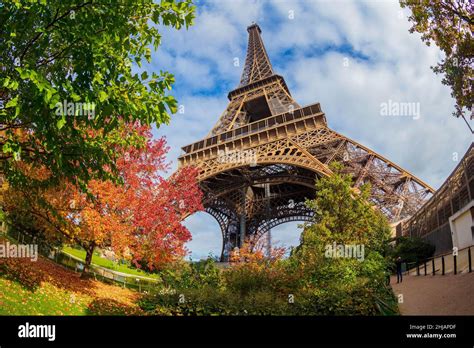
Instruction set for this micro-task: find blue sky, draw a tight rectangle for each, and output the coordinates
[142,0,472,260]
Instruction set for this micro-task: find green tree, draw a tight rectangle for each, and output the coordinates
[390,236,435,266]
[400,0,473,129]
[290,163,396,314]
[296,163,391,261]
[0,0,195,188]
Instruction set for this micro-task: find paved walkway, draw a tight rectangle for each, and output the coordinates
[391,272,474,315]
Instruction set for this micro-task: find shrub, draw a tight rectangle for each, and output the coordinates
[139,286,302,316]
[390,236,435,265]
[158,258,223,290]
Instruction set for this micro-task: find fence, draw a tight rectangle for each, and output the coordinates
[2,228,161,293]
[404,245,472,277]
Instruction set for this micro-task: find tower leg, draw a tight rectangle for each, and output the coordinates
[239,187,246,248]
[264,183,272,257]
[220,219,240,262]
[266,229,272,257]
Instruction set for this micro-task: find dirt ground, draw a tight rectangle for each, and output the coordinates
[391,272,474,315]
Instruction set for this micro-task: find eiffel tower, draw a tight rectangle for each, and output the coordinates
[178,24,434,261]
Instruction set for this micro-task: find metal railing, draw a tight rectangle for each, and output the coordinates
[180,102,323,155]
[403,245,473,277]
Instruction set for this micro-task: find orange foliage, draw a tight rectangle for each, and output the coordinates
[229,241,286,264]
[3,123,203,270]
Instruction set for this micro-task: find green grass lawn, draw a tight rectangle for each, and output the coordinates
[62,246,159,279]
[0,276,88,315]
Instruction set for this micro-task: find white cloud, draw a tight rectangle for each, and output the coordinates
[154,95,227,170]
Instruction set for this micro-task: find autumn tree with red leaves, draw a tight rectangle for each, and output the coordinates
[3,123,203,276]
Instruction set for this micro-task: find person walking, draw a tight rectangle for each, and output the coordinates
[396,256,403,283]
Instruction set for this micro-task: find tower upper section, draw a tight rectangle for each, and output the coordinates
[239,23,274,87]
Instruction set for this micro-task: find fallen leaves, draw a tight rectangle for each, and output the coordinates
[0,246,144,315]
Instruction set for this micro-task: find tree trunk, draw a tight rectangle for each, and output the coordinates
[81,244,95,279]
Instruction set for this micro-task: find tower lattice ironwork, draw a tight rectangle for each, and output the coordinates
[178,24,434,261]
